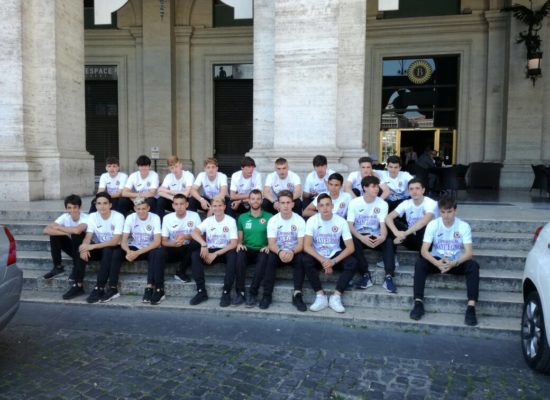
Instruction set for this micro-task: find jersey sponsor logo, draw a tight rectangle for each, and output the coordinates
[187,221,194,227]
[259,218,266,224]
[374,207,380,214]
[332,225,338,232]
[291,225,297,231]
[146,225,152,231]
[223,226,229,232]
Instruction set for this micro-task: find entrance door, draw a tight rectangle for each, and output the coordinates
[85,80,119,175]
[213,64,253,175]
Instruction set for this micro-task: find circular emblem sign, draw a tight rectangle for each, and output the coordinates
[407,60,433,85]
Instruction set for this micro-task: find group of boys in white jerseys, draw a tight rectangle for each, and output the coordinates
[42,153,480,325]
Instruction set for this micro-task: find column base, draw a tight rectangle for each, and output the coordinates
[500,160,541,189]
[0,160,44,201]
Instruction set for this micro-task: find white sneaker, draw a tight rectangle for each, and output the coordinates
[329,295,345,313]
[377,257,399,269]
[309,294,328,312]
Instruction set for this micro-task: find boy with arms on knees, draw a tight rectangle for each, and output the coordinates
[263,158,303,215]
[157,155,194,219]
[121,197,164,305]
[90,157,127,213]
[410,197,480,326]
[235,190,272,308]
[43,195,88,300]
[189,158,228,216]
[347,176,396,293]
[79,192,125,303]
[230,156,263,217]
[121,155,159,215]
[303,194,357,313]
[161,194,201,284]
[190,195,238,307]
[266,190,307,311]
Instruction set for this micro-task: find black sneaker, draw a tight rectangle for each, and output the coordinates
[464,305,478,326]
[409,300,425,321]
[86,287,104,304]
[190,289,208,306]
[174,272,191,283]
[245,292,258,308]
[151,288,166,305]
[220,291,231,307]
[259,294,272,310]
[292,292,307,312]
[233,291,245,306]
[43,266,64,280]
[101,287,120,303]
[62,283,84,300]
[142,287,154,303]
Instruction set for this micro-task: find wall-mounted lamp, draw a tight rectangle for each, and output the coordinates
[502,0,550,86]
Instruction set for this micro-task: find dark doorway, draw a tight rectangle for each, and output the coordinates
[401,131,435,158]
[85,80,119,175]
[214,79,253,175]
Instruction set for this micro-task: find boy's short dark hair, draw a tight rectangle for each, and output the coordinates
[386,155,402,166]
[136,155,152,166]
[361,175,380,189]
[328,172,344,184]
[277,190,293,201]
[95,191,112,204]
[317,193,332,203]
[438,196,457,210]
[358,156,373,165]
[241,156,256,168]
[275,157,287,166]
[64,194,82,208]
[173,193,188,202]
[105,157,119,166]
[249,189,262,198]
[312,155,328,167]
[408,177,425,189]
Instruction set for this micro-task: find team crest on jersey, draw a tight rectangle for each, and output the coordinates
[454,231,461,239]
[332,225,338,232]
[374,207,380,214]
[223,226,229,232]
[339,202,345,208]
[187,221,194,227]
[116,181,120,185]
[111,225,114,231]
[291,225,297,231]
[260,218,266,224]
[146,225,152,231]
[398,181,403,187]
[287,183,293,189]
[146,182,151,187]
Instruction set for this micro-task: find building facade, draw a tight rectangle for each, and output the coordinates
[1,0,549,200]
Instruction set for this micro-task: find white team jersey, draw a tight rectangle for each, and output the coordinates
[161,171,194,192]
[230,170,262,194]
[346,171,364,195]
[312,191,352,218]
[197,214,238,249]
[378,170,414,201]
[305,213,351,258]
[424,217,472,261]
[123,212,161,249]
[266,212,306,251]
[86,211,124,244]
[98,172,128,195]
[125,170,159,194]
[55,212,88,237]
[264,171,301,197]
[161,211,201,244]
[193,172,228,199]
[347,196,388,235]
[394,197,438,228]
[303,169,335,195]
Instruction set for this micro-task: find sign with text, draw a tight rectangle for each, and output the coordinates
[85,65,118,81]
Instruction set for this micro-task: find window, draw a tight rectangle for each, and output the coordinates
[382,0,460,19]
[84,0,118,30]
[213,0,253,27]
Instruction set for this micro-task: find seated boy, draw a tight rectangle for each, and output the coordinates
[90,157,128,214]
[344,156,389,199]
[263,157,303,215]
[189,158,228,216]
[302,155,335,209]
[303,173,351,219]
[378,155,414,211]
[43,194,88,300]
[229,156,263,217]
[79,192,125,303]
[120,155,159,216]
[409,197,480,326]
[157,155,195,219]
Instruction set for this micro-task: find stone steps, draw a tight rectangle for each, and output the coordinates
[20,290,520,340]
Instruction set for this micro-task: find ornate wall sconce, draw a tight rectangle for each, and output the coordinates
[502,0,550,86]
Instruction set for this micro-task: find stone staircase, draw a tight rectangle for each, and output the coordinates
[2,204,537,340]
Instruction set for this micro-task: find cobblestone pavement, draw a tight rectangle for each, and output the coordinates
[0,303,548,400]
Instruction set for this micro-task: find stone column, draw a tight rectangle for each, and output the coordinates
[248,0,368,174]
[500,0,547,188]
[0,0,94,201]
[142,0,175,161]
